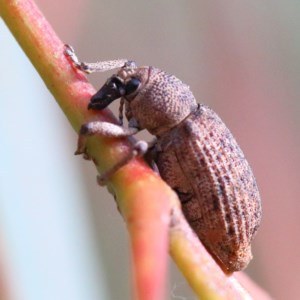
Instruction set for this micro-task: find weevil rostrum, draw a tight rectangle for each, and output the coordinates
[65,45,262,273]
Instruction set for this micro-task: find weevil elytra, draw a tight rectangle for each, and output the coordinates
[65,45,262,273]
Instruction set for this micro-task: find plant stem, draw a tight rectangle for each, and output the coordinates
[0,1,171,299]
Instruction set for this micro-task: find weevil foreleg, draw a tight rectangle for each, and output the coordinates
[75,121,139,156]
[75,120,148,185]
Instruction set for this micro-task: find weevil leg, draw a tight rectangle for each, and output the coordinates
[75,121,139,156]
[97,140,148,186]
[143,138,160,174]
[64,44,128,74]
[64,44,82,69]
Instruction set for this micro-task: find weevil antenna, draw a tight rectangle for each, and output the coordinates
[64,45,131,74]
[78,59,130,74]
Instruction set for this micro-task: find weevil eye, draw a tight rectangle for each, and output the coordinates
[125,77,141,95]
[108,76,126,94]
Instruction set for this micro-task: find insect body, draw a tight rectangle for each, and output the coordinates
[65,45,262,273]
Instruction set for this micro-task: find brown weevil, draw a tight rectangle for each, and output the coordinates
[65,45,262,273]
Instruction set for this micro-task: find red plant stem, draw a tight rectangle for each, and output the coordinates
[115,163,174,300]
[0,1,173,299]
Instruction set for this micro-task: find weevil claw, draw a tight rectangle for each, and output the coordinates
[83,152,91,160]
[64,44,81,68]
[74,147,91,160]
[133,140,148,156]
[97,175,107,186]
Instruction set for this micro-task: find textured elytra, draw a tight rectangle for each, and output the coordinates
[75,55,263,273]
[155,105,261,271]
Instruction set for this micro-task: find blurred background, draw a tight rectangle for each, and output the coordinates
[1,1,300,299]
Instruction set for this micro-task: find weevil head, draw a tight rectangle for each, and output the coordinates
[88,61,198,136]
[88,61,139,110]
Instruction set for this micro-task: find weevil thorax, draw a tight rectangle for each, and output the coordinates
[118,66,198,136]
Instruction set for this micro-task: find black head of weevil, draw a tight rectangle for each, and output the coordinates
[65,45,262,273]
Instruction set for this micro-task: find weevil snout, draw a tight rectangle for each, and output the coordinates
[88,76,126,110]
[88,75,141,110]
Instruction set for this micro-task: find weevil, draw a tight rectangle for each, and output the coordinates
[65,45,262,273]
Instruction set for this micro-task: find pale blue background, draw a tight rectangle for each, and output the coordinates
[0,21,108,300]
